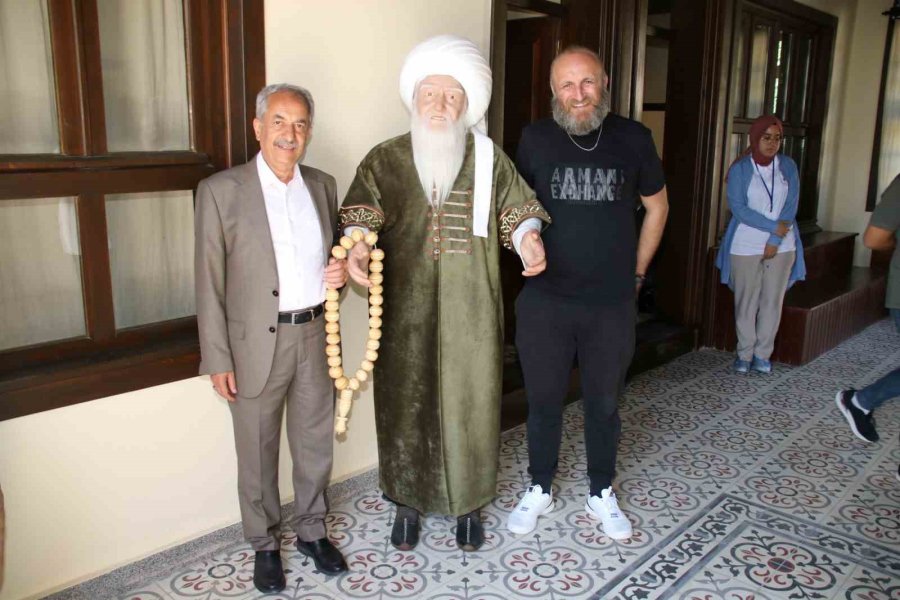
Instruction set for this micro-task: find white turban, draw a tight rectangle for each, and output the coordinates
[399,35,492,132]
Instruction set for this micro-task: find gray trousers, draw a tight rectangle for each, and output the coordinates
[730,251,795,361]
[229,317,333,551]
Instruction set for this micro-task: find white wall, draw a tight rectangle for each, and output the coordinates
[274,0,493,195]
[797,0,887,265]
[0,377,380,600]
[0,2,493,599]
[1,380,238,599]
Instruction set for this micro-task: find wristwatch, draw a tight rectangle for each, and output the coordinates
[635,273,646,285]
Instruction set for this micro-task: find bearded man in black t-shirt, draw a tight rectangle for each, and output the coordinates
[506,46,669,541]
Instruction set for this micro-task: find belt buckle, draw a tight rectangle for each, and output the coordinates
[293,307,314,324]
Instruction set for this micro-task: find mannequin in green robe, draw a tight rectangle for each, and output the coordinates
[342,34,550,551]
[342,132,549,513]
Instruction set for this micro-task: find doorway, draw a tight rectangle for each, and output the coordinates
[493,0,693,431]
[495,3,567,430]
[635,0,670,323]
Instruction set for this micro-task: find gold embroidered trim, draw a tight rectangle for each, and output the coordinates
[445,237,468,243]
[441,214,468,220]
[442,225,468,231]
[339,205,385,231]
[498,200,552,251]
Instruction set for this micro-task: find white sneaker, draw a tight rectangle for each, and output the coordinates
[507,484,555,534]
[585,487,632,540]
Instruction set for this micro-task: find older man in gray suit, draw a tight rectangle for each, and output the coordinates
[195,83,348,593]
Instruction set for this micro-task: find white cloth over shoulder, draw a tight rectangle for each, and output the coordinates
[472,132,493,238]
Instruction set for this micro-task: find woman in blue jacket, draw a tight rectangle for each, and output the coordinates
[715,115,806,373]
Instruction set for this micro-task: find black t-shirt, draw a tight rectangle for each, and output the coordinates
[516,114,665,305]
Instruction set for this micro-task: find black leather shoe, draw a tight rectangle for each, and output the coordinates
[390,505,420,550]
[296,537,348,575]
[253,550,286,593]
[456,510,484,551]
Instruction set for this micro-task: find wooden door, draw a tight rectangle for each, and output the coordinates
[502,17,559,158]
[500,15,561,355]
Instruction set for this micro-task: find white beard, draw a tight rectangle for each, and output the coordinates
[410,110,467,207]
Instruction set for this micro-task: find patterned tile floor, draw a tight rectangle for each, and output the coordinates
[121,320,900,600]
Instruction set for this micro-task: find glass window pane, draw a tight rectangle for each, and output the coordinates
[878,24,900,199]
[106,191,195,329]
[789,36,812,124]
[797,137,807,177]
[781,136,806,179]
[0,198,86,350]
[772,31,792,120]
[0,0,60,154]
[97,0,190,152]
[747,24,771,118]
[730,14,749,118]
[722,133,747,232]
[729,133,746,170]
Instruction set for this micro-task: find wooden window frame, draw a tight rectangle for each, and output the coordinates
[725,0,835,234]
[867,2,900,212]
[0,0,264,420]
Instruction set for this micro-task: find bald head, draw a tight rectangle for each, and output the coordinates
[550,46,606,95]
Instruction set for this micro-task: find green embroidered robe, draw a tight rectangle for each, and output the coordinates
[340,133,550,516]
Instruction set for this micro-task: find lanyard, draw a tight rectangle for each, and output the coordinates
[754,160,775,213]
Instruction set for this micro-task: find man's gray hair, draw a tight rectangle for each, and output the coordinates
[255,83,315,125]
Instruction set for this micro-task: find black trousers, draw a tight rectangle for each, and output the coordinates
[515,286,636,495]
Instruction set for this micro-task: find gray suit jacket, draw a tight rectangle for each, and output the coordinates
[194,159,338,398]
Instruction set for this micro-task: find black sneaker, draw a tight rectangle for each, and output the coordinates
[835,389,879,443]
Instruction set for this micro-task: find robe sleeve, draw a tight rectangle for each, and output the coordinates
[493,147,551,251]
[340,162,386,232]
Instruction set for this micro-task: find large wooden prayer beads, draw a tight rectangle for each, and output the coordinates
[326,231,383,434]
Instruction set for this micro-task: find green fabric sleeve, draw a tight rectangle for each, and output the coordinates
[493,147,551,250]
[340,163,386,232]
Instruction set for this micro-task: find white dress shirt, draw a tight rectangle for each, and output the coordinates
[731,156,796,256]
[256,153,325,311]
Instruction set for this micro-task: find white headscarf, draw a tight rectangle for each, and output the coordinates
[399,35,492,133]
